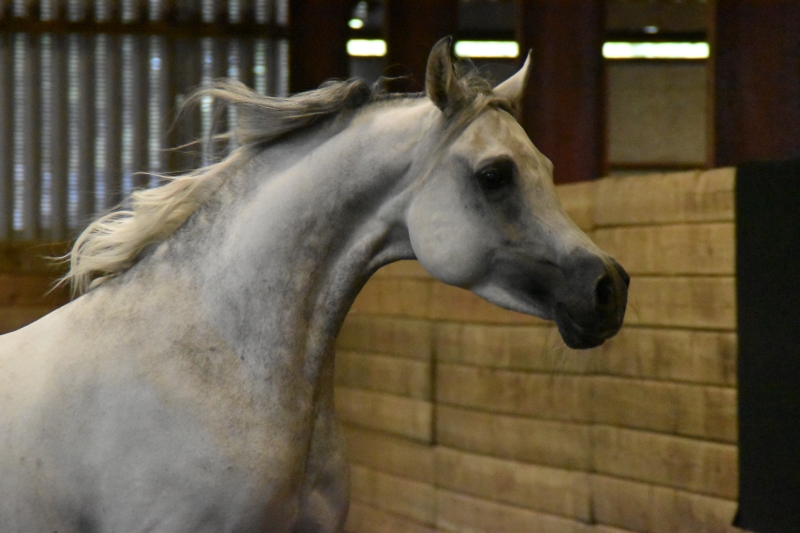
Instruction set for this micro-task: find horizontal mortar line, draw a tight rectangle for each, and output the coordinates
[626,273,736,278]
[431,360,738,388]
[591,218,736,229]
[348,461,433,485]
[619,324,737,333]
[590,422,738,446]
[336,385,433,403]
[589,469,738,502]
[433,446,592,475]
[335,349,433,362]
[348,500,437,531]
[620,323,737,333]
[433,360,598,376]
[591,423,739,448]
[339,420,433,446]
[434,402,738,446]
[350,451,589,479]
[592,374,737,389]
[591,471,739,503]
[433,485,593,525]
[592,374,737,388]
[433,400,591,425]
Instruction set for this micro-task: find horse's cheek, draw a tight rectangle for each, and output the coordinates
[407,203,490,288]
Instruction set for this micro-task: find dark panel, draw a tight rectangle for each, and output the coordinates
[288,0,351,93]
[735,159,800,532]
[517,0,604,184]
[384,0,458,93]
[714,1,800,165]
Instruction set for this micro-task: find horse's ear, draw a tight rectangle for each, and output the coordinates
[493,50,532,107]
[425,36,465,112]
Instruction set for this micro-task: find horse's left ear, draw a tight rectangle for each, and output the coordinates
[425,36,467,112]
[493,50,532,108]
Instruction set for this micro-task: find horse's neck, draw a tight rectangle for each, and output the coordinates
[187,100,432,386]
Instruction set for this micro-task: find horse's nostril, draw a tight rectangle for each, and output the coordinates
[595,274,615,310]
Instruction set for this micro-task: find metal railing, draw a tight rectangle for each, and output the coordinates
[0,0,289,241]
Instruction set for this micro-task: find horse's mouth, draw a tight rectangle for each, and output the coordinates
[554,303,620,349]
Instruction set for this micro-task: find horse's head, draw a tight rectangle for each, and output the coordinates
[406,38,628,349]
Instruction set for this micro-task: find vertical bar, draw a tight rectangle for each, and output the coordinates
[120,34,145,198]
[277,39,288,97]
[274,0,287,26]
[12,32,39,240]
[40,0,59,20]
[201,0,216,23]
[166,37,200,174]
[67,0,85,21]
[228,0,241,23]
[11,0,28,18]
[517,0,605,184]
[148,0,161,22]
[94,33,118,213]
[41,32,67,239]
[147,35,166,187]
[0,35,12,239]
[94,0,110,21]
[227,38,240,151]
[67,33,93,230]
[254,0,271,24]
[200,36,221,164]
[253,38,270,95]
[121,0,141,23]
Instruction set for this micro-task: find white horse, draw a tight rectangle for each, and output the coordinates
[0,38,627,532]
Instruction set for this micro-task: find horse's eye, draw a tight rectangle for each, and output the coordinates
[478,166,512,190]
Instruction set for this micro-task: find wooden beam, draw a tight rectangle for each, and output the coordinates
[714,0,800,165]
[384,0,458,93]
[288,0,352,94]
[516,0,605,184]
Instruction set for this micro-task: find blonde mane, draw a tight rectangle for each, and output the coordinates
[61,68,511,296]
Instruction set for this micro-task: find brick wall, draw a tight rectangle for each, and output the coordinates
[337,168,740,533]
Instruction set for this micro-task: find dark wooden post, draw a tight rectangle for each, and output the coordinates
[516,0,605,184]
[384,0,458,93]
[288,0,353,94]
[714,1,800,166]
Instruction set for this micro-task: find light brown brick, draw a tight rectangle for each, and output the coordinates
[428,282,546,325]
[591,475,738,533]
[434,322,592,374]
[592,377,737,442]
[435,447,591,520]
[345,502,437,533]
[436,364,591,422]
[337,315,432,360]
[435,490,592,533]
[625,276,736,330]
[592,426,738,499]
[351,278,432,318]
[436,405,591,470]
[373,260,432,279]
[350,464,435,525]
[342,425,434,483]
[592,223,735,276]
[597,327,737,386]
[556,180,596,232]
[335,387,433,443]
[594,168,735,227]
[335,351,431,400]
